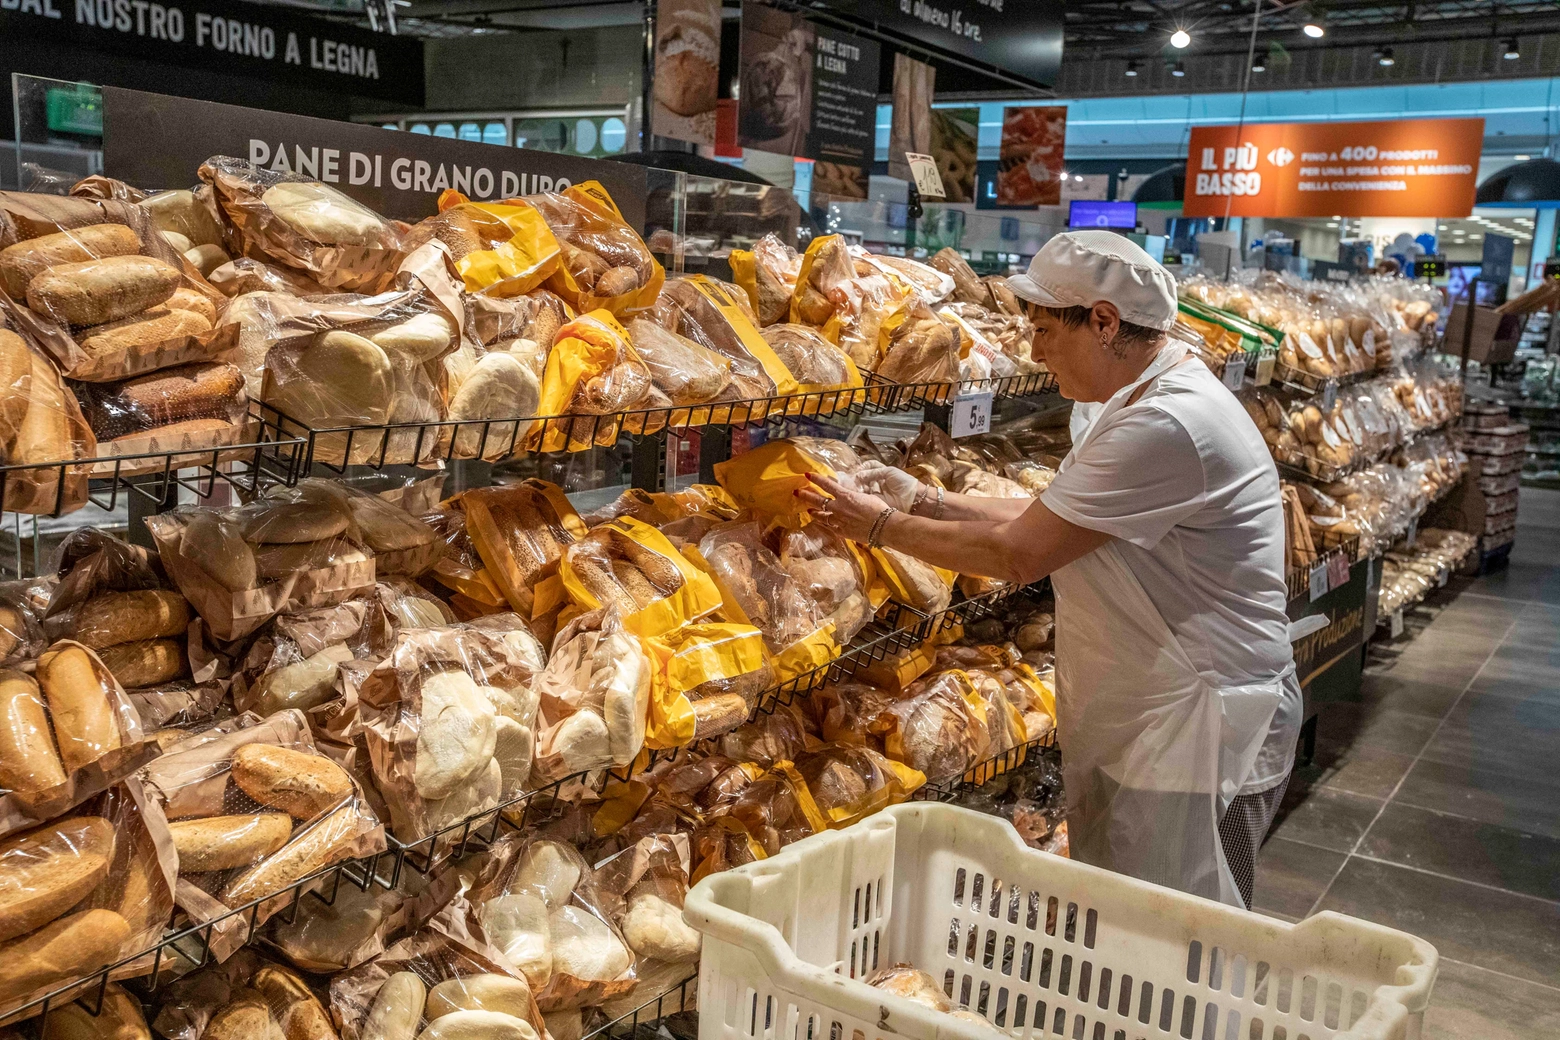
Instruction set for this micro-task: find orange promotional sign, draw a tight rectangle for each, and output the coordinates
[1182,117,1484,218]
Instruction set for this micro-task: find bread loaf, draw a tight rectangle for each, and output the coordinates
[71,589,190,649]
[79,306,213,360]
[180,512,257,591]
[167,287,218,325]
[140,189,224,248]
[36,644,122,773]
[253,537,368,581]
[0,604,24,660]
[253,964,340,1040]
[262,182,384,247]
[492,715,533,799]
[253,644,353,716]
[425,975,533,1023]
[346,495,433,553]
[231,742,353,819]
[0,329,33,432]
[0,224,142,300]
[417,1011,537,1040]
[0,908,131,1003]
[548,905,631,981]
[512,842,581,909]
[26,255,182,327]
[168,812,292,872]
[95,637,186,689]
[75,361,244,440]
[361,972,426,1040]
[39,981,150,1040]
[201,990,286,1040]
[620,891,701,963]
[413,669,498,799]
[8,352,73,465]
[0,815,115,942]
[242,495,349,545]
[222,799,368,904]
[480,891,552,988]
[371,312,455,363]
[183,243,229,277]
[263,330,393,428]
[0,668,67,792]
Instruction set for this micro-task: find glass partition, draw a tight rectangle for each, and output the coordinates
[9,74,104,192]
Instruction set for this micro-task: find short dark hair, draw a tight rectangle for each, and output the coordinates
[1029,303,1164,358]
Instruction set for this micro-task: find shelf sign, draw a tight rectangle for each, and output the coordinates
[951,391,994,438]
[1327,551,1351,591]
[1222,354,1247,390]
[1309,561,1329,602]
[906,153,947,199]
[1254,349,1276,386]
[1390,609,1404,637]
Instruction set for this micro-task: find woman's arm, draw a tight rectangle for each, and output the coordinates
[847,461,1033,524]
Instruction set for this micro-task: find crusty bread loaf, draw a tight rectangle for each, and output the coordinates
[26,255,182,327]
[222,799,367,904]
[40,981,150,1040]
[0,668,67,792]
[70,589,190,649]
[0,224,142,300]
[8,352,73,465]
[0,815,115,942]
[201,989,285,1040]
[168,812,292,872]
[361,972,426,1040]
[242,498,350,545]
[0,329,34,432]
[78,306,214,360]
[179,512,257,591]
[346,494,433,552]
[416,1011,537,1040]
[253,537,368,581]
[231,742,353,819]
[35,644,122,773]
[253,964,340,1040]
[0,604,24,660]
[96,638,188,689]
[167,287,217,325]
[0,908,131,1004]
[75,361,244,440]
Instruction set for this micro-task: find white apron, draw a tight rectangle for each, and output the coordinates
[1050,344,1288,906]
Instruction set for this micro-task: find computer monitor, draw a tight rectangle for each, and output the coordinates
[1068,200,1137,229]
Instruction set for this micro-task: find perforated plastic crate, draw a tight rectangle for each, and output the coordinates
[686,804,1437,1040]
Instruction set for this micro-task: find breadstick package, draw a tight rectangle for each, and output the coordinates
[558,517,720,638]
[356,616,546,844]
[200,156,405,294]
[0,191,237,384]
[138,708,386,960]
[527,182,663,317]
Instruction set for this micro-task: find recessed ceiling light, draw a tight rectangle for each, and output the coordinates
[1171,28,1191,48]
[1326,222,1338,228]
[1172,60,1186,76]
[1504,38,1520,60]
[1377,47,1395,66]
[1125,60,1140,76]
[1514,154,1532,160]
[1303,22,1324,38]
[1438,224,1448,230]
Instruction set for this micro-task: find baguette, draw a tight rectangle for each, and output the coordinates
[70,589,191,649]
[36,643,122,773]
[97,638,188,689]
[361,972,426,1040]
[0,668,67,792]
[0,224,142,301]
[26,255,182,327]
[253,964,340,1040]
[221,799,368,905]
[231,743,353,819]
[0,815,115,943]
[9,352,73,465]
[40,981,150,1040]
[167,812,292,872]
[0,908,131,1004]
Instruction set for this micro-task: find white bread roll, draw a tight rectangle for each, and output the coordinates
[416,1011,536,1040]
[425,975,532,1023]
[548,905,630,982]
[480,892,552,989]
[262,182,384,247]
[371,312,455,362]
[413,669,497,799]
[361,972,426,1040]
[512,842,581,909]
[620,891,701,964]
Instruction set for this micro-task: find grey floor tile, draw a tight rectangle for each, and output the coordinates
[1358,803,1560,902]
[1467,646,1560,706]
[1419,688,1560,778]
[1470,562,1560,605]
[1499,602,1560,649]
[1270,786,1383,853]
[1423,958,1560,1040]
[1315,858,1560,987]
[1357,674,1467,719]
[1309,740,1419,800]
[1315,703,1443,756]
[1251,836,1346,919]
[1395,757,1560,839]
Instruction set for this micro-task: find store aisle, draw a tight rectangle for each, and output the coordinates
[1254,488,1560,1040]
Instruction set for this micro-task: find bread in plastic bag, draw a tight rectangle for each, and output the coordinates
[594,834,700,969]
[882,670,991,782]
[527,182,663,317]
[531,606,651,781]
[559,517,720,639]
[0,327,95,514]
[714,705,812,768]
[774,525,872,644]
[865,964,950,1012]
[878,301,960,385]
[711,438,838,529]
[728,233,800,327]
[407,195,561,300]
[461,481,586,624]
[788,743,923,828]
[624,317,730,408]
[641,622,771,748]
[650,277,798,410]
[696,522,827,655]
[530,310,652,452]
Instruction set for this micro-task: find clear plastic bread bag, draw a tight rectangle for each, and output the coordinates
[810,679,897,750]
[527,181,664,317]
[773,524,873,643]
[758,323,863,416]
[558,517,721,639]
[0,190,237,384]
[330,898,547,1040]
[406,192,561,300]
[650,277,798,415]
[0,326,95,515]
[531,310,652,452]
[0,777,176,1020]
[531,606,651,782]
[0,638,159,839]
[460,480,588,632]
[714,707,814,769]
[728,233,801,327]
[641,622,771,749]
[695,522,834,676]
[136,707,384,961]
[878,300,961,386]
[624,316,731,414]
[787,743,925,829]
[591,833,700,1016]
[355,617,547,844]
[199,156,405,294]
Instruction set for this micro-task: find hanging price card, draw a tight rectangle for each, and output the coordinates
[950,391,994,438]
[906,153,946,199]
[1222,354,1247,390]
[1309,561,1329,601]
[1327,551,1351,591]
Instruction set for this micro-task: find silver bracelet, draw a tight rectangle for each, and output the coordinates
[934,486,945,520]
[868,507,896,548]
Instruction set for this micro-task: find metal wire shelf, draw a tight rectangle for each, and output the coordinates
[913,731,1060,803]
[583,974,698,1040]
[1284,535,1361,603]
[0,405,308,517]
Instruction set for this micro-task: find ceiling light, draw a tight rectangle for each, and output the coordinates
[1171,29,1191,48]
[1503,38,1520,60]
[1376,47,1394,66]
[1252,57,1266,72]
[1172,60,1186,76]
[1438,224,1448,230]
[1303,22,1324,38]
[1125,60,1140,76]
[1326,222,1338,228]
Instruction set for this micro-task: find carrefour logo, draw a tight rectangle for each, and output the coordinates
[1267,147,1295,167]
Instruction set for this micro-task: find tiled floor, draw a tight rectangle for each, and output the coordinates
[1254,488,1560,1039]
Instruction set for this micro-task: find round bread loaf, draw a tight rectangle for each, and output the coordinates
[263,330,392,428]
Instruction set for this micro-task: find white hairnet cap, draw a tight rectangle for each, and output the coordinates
[1007,230,1178,332]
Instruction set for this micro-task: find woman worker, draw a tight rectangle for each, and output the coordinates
[800,231,1299,908]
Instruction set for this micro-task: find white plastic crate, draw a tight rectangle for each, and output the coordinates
[686,805,1437,1040]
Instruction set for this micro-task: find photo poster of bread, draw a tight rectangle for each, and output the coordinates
[930,107,979,204]
[810,161,868,200]
[887,53,934,182]
[737,0,813,159]
[652,0,721,145]
[997,105,1068,207]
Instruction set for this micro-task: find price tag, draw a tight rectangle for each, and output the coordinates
[1309,562,1329,602]
[1405,518,1417,548]
[1254,350,1276,386]
[950,391,994,438]
[905,153,946,199]
[1321,379,1338,412]
[1390,609,1404,637]
[1437,565,1449,587]
[1328,551,1351,590]
[1222,354,1247,390]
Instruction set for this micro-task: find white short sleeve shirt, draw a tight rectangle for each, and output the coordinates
[1042,359,1300,793]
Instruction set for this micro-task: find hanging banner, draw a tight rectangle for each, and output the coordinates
[1183,118,1484,218]
[737,1,878,175]
[887,53,934,182]
[651,0,720,146]
[996,105,1067,207]
[0,0,424,105]
[100,87,648,227]
[819,0,1063,88]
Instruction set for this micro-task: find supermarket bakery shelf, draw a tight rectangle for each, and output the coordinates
[0,405,308,517]
[586,974,697,1040]
[1285,535,1361,602]
[913,731,1059,803]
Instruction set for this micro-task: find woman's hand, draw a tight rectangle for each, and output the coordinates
[796,473,891,544]
[848,461,925,512]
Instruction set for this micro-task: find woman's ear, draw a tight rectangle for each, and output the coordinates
[1090,301,1123,343]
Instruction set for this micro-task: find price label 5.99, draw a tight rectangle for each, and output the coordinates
[951,391,993,438]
